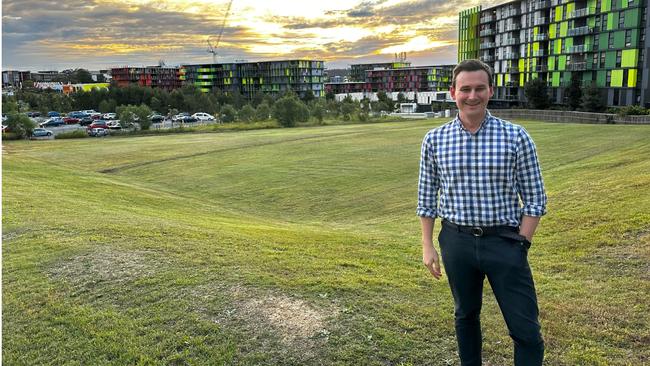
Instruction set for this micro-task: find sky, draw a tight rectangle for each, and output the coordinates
[2,0,500,71]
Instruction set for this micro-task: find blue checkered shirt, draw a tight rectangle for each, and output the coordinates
[416,111,547,227]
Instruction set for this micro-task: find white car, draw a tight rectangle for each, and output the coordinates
[83,110,102,118]
[102,113,117,120]
[88,127,108,137]
[192,112,215,121]
[107,121,122,129]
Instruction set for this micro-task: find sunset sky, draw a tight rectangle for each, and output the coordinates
[2,0,501,71]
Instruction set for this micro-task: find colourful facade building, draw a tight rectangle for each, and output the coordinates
[110,66,182,91]
[180,60,325,99]
[349,61,412,82]
[325,64,454,95]
[459,0,650,107]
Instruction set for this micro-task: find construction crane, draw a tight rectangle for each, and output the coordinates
[207,0,234,64]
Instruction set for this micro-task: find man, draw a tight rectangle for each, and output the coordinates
[417,59,547,366]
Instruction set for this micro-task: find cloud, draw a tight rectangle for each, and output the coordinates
[1,0,478,70]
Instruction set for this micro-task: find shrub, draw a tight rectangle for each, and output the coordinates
[238,104,256,123]
[55,130,88,139]
[220,105,237,123]
[616,105,648,116]
[272,95,308,127]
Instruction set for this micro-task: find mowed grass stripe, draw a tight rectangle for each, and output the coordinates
[3,119,650,365]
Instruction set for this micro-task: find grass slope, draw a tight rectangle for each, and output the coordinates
[3,120,649,365]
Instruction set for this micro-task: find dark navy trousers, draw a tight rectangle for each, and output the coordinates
[438,223,544,366]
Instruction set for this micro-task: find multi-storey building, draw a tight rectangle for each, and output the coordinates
[459,0,650,107]
[2,70,31,87]
[349,61,412,81]
[325,64,454,95]
[180,60,325,99]
[110,66,182,91]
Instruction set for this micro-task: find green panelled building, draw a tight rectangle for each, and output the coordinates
[459,0,650,107]
[180,60,325,99]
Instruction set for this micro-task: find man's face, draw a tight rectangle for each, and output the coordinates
[450,70,494,122]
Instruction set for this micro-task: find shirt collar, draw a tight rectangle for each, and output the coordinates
[453,110,493,134]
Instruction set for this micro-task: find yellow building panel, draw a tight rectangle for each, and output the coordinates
[628,69,638,87]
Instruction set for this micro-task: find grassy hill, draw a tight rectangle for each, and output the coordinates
[3,120,649,365]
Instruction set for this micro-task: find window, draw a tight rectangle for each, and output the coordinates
[616,50,622,67]
[596,0,602,12]
[594,34,600,50]
[595,16,601,29]
[602,14,608,31]
[623,69,628,86]
[609,32,615,48]
[593,53,599,67]
[601,51,606,66]
[641,28,646,43]
[606,70,611,86]
[625,30,632,47]
[618,11,625,28]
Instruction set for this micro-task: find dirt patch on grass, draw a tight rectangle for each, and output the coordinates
[189,284,339,359]
[47,247,165,289]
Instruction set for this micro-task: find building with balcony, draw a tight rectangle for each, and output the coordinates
[349,61,412,82]
[459,0,650,107]
[180,60,324,99]
[110,66,182,91]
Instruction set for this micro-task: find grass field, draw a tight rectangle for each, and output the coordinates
[3,119,649,365]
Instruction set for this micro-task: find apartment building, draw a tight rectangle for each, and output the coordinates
[326,63,454,95]
[180,60,325,99]
[110,66,182,91]
[459,0,650,107]
[349,61,412,81]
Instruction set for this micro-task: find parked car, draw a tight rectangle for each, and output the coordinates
[88,127,108,137]
[63,116,80,125]
[32,128,54,137]
[172,112,190,122]
[192,112,215,121]
[88,121,109,130]
[82,110,102,118]
[67,111,89,119]
[47,111,61,117]
[40,117,65,127]
[149,113,164,123]
[107,121,122,129]
[102,113,117,120]
[79,117,94,126]
[26,111,41,118]
[181,115,198,123]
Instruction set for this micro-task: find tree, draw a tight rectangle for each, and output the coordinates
[301,90,315,103]
[238,104,256,122]
[255,103,271,121]
[340,96,358,121]
[220,104,237,123]
[581,83,605,112]
[565,73,582,110]
[310,100,326,124]
[116,104,152,130]
[75,69,94,83]
[272,94,304,127]
[524,78,550,109]
[4,112,36,139]
[376,91,394,112]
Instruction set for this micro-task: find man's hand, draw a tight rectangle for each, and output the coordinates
[423,243,442,279]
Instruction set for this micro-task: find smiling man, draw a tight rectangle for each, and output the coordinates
[416,59,547,365]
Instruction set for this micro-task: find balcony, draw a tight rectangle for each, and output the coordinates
[533,17,548,26]
[480,42,496,49]
[505,23,522,32]
[480,55,495,62]
[567,62,588,71]
[567,44,591,53]
[534,65,549,72]
[502,38,520,46]
[480,28,496,36]
[567,7,596,19]
[504,94,519,100]
[533,0,551,9]
[534,33,549,41]
[501,9,522,19]
[503,52,520,59]
[567,26,594,36]
[533,50,547,57]
[480,14,495,23]
[507,66,520,73]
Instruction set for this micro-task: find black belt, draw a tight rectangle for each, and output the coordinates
[442,220,531,248]
[442,220,517,237]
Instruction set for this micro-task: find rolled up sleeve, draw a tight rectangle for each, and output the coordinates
[416,133,439,218]
[516,129,547,217]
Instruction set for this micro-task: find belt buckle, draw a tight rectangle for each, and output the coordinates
[471,227,484,236]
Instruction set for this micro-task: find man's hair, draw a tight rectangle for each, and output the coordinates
[452,59,494,87]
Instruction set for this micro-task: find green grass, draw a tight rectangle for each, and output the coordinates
[3,119,649,365]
